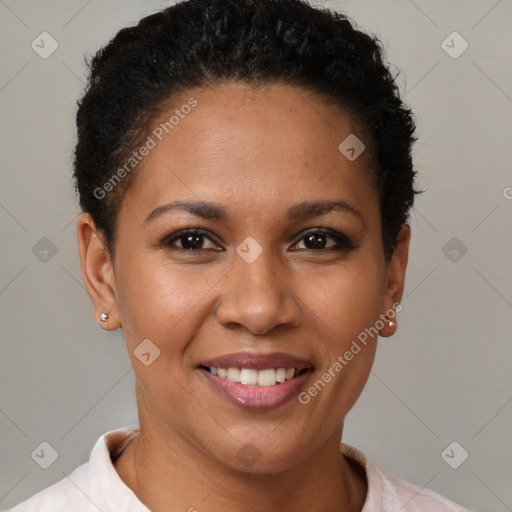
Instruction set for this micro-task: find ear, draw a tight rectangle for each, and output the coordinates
[379,224,410,338]
[76,213,121,331]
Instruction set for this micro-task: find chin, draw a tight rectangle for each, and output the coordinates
[209,438,309,475]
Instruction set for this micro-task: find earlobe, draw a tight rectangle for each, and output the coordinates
[76,213,121,330]
[379,224,410,338]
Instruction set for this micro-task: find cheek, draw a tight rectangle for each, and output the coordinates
[306,257,385,341]
[113,257,210,407]
[299,258,384,406]
[114,255,218,349]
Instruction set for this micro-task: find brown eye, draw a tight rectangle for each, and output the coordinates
[161,229,221,251]
[291,229,357,252]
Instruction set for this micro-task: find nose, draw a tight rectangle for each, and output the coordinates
[215,250,302,336]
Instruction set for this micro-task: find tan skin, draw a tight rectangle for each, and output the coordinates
[77,82,410,512]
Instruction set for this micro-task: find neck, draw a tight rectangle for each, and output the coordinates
[114,418,367,512]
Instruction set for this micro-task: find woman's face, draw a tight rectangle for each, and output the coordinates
[79,82,409,473]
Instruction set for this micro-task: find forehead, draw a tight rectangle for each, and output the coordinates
[120,82,377,221]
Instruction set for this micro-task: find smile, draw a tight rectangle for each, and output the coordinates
[198,352,314,410]
[205,366,300,386]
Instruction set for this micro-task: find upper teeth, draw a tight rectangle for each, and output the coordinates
[209,367,296,386]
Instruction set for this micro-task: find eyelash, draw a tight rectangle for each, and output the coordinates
[159,228,358,254]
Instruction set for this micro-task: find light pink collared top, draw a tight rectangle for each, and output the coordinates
[10,425,471,511]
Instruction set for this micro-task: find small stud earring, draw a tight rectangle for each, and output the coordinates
[99,312,109,322]
[388,320,396,328]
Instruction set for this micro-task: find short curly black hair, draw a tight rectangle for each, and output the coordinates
[73,0,418,262]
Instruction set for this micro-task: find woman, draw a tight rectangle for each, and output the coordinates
[11,0,471,510]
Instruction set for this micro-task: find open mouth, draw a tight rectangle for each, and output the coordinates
[200,366,311,387]
[197,351,315,410]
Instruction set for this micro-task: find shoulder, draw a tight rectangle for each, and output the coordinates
[9,463,92,512]
[380,472,471,511]
[341,443,472,512]
[9,425,143,512]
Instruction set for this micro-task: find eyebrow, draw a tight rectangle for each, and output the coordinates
[144,199,364,225]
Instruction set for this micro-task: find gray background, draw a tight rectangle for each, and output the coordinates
[0,1,511,510]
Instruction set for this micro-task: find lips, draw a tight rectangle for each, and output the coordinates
[199,351,313,372]
[198,351,314,410]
